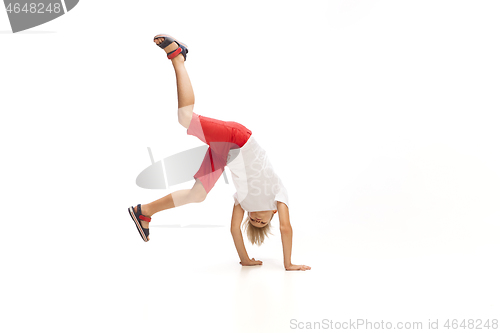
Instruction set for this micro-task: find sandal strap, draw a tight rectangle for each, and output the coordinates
[156,35,176,49]
[136,204,151,222]
[139,215,151,222]
[167,47,182,59]
[155,34,188,61]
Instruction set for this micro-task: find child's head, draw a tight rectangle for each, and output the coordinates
[243,210,277,246]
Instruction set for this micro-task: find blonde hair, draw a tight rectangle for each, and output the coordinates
[242,212,275,246]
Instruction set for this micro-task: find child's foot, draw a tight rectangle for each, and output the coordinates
[154,37,178,53]
[133,205,151,241]
[154,36,185,63]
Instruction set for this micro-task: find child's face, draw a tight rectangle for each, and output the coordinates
[249,210,277,228]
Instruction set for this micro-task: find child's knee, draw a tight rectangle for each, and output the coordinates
[189,182,207,203]
[178,105,194,129]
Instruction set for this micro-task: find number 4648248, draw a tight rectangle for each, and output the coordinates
[6,3,62,14]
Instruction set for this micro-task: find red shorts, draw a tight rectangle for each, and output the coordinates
[187,112,252,194]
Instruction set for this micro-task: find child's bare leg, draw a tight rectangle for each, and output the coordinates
[155,37,194,129]
[136,179,206,216]
[133,179,207,239]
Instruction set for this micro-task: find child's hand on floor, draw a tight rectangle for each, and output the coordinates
[240,258,263,266]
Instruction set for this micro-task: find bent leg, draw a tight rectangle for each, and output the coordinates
[141,179,207,218]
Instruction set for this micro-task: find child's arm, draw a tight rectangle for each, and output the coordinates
[230,203,262,266]
[278,202,311,271]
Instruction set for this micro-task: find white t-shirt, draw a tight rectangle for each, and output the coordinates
[226,135,289,212]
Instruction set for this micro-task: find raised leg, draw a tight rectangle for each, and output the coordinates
[155,37,194,129]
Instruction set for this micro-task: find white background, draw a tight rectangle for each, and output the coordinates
[1,1,499,332]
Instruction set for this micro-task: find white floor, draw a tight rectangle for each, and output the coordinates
[2,177,498,333]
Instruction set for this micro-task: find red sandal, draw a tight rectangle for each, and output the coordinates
[153,34,189,61]
[128,204,151,242]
